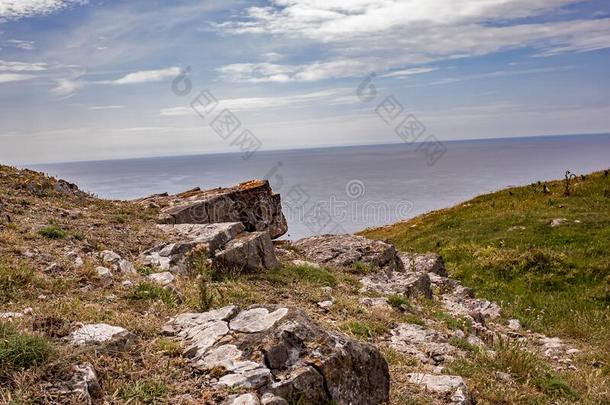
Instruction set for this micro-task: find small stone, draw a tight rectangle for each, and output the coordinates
[260,393,288,405]
[121,280,134,288]
[74,256,84,268]
[225,393,261,405]
[69,363,102,400]
[550,218,568,228]
[566,348,580,355]
[69,323,134,349]
[317,300,333,309]
[148,271,175,287]
[118,259,137,274]
[508,319,521,330]
[96,266,113,283]
[100,250,121,264]
[408,373,469,404]
[291,259,320,268]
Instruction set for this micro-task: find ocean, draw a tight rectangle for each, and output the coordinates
[32,134,610,240]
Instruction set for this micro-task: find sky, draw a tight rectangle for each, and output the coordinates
[0,0,609,164]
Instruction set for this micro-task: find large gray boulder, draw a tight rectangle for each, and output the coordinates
[143,180,288,239]
[141,222,279,274]
[215,232,279,272]
[293,234,404,273]
[164,305,390,405]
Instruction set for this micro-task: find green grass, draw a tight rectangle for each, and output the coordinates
[387,294,409,309]
[362,171,610,345]
[0,323,52,379]
[118,379,168,404]
[0,261,34,303]
[127,282,178,307]
[449,339,577,402]
[37,225,67,239]
[266,263,337,287]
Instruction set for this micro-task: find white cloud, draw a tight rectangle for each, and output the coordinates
[160,88,357,116]
[51,77,84,96]
[109,66,181,85]
[88,105,124,110]
[3,39,35,50]
[0,73,36,83]
[0,60,47,71]
[381,67,438,78]
[0,0,88,21]
[216,1,610,82]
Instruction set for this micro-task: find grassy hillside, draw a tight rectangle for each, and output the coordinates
[362,170,610,397]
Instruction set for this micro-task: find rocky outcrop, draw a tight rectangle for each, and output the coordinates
[360,270,433,298]
[164,305,390,405]
[293,234,404,272]
[142,180,288,239]
[399,252,448,276]
[390,323,461,365]
[141,222,279,273]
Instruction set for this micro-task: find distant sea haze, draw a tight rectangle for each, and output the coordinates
[32,134,610,240]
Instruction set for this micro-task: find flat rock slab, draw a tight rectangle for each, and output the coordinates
[69,323,135,351]
[293,234,404,272]
[165,305,389,405]
[145,180,288,239]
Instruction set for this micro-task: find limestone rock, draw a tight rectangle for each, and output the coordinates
[260,393,288,405]
[148,271,175,287]
[68,363,102,402]
[391,323,459,365]
[214,231,279,272]
[95,266,113,283]
[508,319,521,330]
[229,307,288,333]
[361,270,432,298]
[399,252,448,276]
[100,250,121,265]
[148,180,288,239]
[550,218,568,227]
[225,393,261,405]
[118,259,136,274]
[408,373,470,404]
[69,323,134,350]
[294,234,404,272]
[165,305,390,405]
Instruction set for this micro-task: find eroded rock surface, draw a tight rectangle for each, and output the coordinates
[142,180,288,239]
[294,234,404,272]
[141,222,279,273]
[399,252,448,276]
[215,231,279,272]
[165,305,390,405]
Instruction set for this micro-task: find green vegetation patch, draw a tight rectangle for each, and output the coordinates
[0,323,52,379]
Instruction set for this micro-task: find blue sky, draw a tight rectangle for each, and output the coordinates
[0,0,609,164]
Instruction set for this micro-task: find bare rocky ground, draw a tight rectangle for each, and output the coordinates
[0,165,591,404]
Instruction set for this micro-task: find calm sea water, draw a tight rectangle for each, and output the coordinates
[32,134,610,240]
